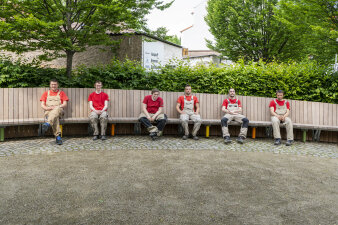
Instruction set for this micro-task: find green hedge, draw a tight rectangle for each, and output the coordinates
[0,57,337,103]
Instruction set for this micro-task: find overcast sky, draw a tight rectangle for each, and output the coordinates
[145,0,204,37]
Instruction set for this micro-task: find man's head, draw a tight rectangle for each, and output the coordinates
[151,88,160,100]
[276,90,284,100]
[49,79,59,92]
[228,88,236,98]
[94,81,102,92]
[184,84,192,96]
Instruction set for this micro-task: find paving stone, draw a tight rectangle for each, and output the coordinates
[0,136,337,159]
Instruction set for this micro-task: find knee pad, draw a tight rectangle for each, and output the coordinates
[242,118,249,128]
[221,117,228,127]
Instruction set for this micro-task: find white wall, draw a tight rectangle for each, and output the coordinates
[142,38,182,69]
[181,0,214,50]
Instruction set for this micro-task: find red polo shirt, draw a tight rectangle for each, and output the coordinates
[143,95,163,114]
[88,92,109,111]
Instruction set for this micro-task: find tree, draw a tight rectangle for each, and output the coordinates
[144,26,181,45]
[277,0,338,64]
[205,0,302,63]
[0,0,173,77]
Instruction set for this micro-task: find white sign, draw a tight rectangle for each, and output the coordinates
[143,41,164,69]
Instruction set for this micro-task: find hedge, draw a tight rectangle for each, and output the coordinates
[0,57,337,103]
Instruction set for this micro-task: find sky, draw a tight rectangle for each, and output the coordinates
[145,0,205,37]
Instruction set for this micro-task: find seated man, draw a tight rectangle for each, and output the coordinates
[269,90,294,146]
[176,84,202,140]
[139,88,167,140]
[88,81,109,140]
[221,88,249,144]
[40,79,69,145]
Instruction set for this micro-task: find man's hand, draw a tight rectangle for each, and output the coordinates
[278,115,283,121]
[147,116,152,121]
[180,111,186,114]
[194,112,199,115]
[95,110,102,115]
[151,116,156,122]
[280,115,286,122]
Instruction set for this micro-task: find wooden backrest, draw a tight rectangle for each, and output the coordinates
[0,88,337,126]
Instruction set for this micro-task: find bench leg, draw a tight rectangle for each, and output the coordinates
[252,127,256,139]
[302,130,307,143]
[134,123,141,135]
[111,124,115,136]
[60,125,63,137]
[0,127,4,142]
[205,125,210,138]
[265,127,272,138]
[312,130,321,142]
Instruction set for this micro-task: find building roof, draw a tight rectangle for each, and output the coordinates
[184,50,221,58]
[108,31,182,48]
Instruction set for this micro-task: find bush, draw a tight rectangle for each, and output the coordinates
[0,57,337,103]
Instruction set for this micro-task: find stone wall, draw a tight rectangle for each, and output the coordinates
[0,35,143,69]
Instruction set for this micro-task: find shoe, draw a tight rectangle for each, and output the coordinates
[41,122,50,135]
[56,135,62,145]
[236,136,244,144]
[274,138,281,145]
[224,136,231,144]
[93,135,99,140]
[157,131,163,137]
[150,132,158,141]
[286,140,293,146]
[101,135,107,140]
[193,136,199,140]
[182,135,188,140]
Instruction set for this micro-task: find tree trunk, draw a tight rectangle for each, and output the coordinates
[66,50,75,78]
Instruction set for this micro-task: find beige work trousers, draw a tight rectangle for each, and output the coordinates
[271,116,294,140]
[45,107,64,137]
[222,114,248,138]
[90,111,108,136]
[138,113,166,133]
[180,113,202,136]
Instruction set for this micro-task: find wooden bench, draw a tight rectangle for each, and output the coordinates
[0,88,337,142]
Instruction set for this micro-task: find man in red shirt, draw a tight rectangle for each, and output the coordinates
[176,85,202,140]
[269,90,293,146]
[88,81,109,140]
[40,79,69,145]
[139,88,167,140]
[221,88,249,144]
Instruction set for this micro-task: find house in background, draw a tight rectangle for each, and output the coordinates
[180,0,232,66]
[0,32,182,69]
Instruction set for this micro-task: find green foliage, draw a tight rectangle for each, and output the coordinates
[0,57,337,103]
[205,0,302,63]
[277,0,338,65]
[0,0,172,77]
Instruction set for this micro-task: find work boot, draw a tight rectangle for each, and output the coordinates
[182,135,188,140]
[274,138,281,145]
[93,135,99,141]
[193,136,199,140]
[150,132,157,140]
[236,136,245,144]
[41,122,50,135]
[286,140,293,146]
[56,135,63,145]
[224,136,231,144]
[101,135,107,140]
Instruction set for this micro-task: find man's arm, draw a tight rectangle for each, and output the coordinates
[142,103,151,119]
[41,101,52,111]
[101,100,108,112]
[152,107,163,119]
[195,103,200,114]
[282,109,290,121]
[60,101,67,109]
[176,103,184,114]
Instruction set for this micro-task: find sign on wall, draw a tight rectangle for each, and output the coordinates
[143,41,164,69]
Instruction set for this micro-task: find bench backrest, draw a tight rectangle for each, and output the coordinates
[0,88,337,127]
